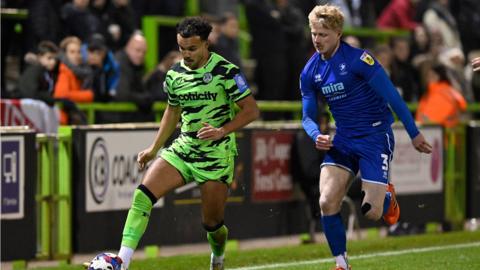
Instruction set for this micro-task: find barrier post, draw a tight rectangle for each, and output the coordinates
[36,135,54,259]
[444,126,466,230]
[35,130,73,260]
[54,127,73,259]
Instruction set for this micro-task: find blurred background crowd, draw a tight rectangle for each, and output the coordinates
[1,0,479,124]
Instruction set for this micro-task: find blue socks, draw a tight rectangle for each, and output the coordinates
[321,213,346,256]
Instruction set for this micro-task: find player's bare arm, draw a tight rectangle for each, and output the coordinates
[137,104,181,169]
[196,95,259,140]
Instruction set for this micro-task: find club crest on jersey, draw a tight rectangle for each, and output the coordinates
[203,72,213,83]
[339,63,348,75]
[360,52,375,66]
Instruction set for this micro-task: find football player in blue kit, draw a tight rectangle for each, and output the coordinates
[300,5,433,270]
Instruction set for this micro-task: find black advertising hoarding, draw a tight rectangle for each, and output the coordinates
[71,125,309,253]
[1,131,37,261]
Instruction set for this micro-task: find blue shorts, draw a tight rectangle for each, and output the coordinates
[321,129,395,185]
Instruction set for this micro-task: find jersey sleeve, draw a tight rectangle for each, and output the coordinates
[351,50,419,139]
[164,70,179,106]
[224,66,251,102]
[300,70,321,142]
[350,50,382,80]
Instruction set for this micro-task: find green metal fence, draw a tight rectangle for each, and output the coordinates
[444,126,467,230]
[76,101,480,125]
[35,128,72,260]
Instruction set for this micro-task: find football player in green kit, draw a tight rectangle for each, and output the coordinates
[117,17,259,270]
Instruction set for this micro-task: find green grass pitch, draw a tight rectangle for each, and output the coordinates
[34,230,480,270]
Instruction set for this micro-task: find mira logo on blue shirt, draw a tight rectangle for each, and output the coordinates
[321,82,347,101]
[321,82,345,94]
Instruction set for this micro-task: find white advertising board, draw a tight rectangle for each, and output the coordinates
[85,130,164,212]
[390,127,443,195]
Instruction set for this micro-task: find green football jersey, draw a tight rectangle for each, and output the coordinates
[164,52,251,157]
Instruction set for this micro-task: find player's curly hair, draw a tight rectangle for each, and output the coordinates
[308,5,344,32]
[176,17,212,41]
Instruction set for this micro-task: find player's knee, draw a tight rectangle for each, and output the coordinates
[361,202,382,221]
[202,220,224,232]
[319,194,341,214]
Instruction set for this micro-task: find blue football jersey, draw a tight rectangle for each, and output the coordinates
[300,41,395,138]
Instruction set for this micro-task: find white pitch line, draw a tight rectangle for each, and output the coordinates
[231,241,480,270]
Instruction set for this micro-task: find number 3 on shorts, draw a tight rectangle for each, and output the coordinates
[381,153,389,171]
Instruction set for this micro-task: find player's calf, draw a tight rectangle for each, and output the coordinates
[360,201,383,221]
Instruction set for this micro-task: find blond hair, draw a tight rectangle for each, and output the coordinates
[308,5,344,32]
[59,36,82,51]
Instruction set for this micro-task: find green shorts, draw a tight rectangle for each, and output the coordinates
[160,145,235,185]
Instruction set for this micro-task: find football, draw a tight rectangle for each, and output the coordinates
[86,252,123,270]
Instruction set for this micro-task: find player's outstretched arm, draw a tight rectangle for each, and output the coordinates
[137,104,181,169]
[197,95,259,140]
[367,68,433,154]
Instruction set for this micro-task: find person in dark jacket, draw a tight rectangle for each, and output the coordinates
[81,33,120,102]
[26,0,63,52]
[114,32,154,122]
[61,0,100,41]
[18,41,59,106]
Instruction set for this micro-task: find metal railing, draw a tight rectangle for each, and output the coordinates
[36,128,72,260]
[75,101,480,125]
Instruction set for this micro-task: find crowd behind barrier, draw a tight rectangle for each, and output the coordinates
[2,1,480,119]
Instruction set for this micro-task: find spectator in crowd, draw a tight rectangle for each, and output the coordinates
[90,0,136,51]
[213,13,242,68]
[450,0,480,57]
[199,0,238,16]
[275,0,308,101]
[205,14,223,49]
[410,24,431,66]
[343,35,361,48]
[439,47,474,102]
[328,0,376,28]
[55,36,94,124]
[82,33,120,102]
[25,0,63,52]
[472,57,480,72]
[130,0,185,62]
[377,0,420,31]
[416,64,467,128]
[18,41,59,106]
[422,0,462,50]
[243,0,288,105]
[470,54,480,102]
[61,0,100,41]
[373,44,393,76]
[390,36,420,102]
[107,0,138,50]
[90,0,113,44]
[145,50,182,101]
[114,32,154,122]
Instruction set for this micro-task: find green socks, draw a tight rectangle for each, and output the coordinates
[207,225,229,257]
[121,187,155,249]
